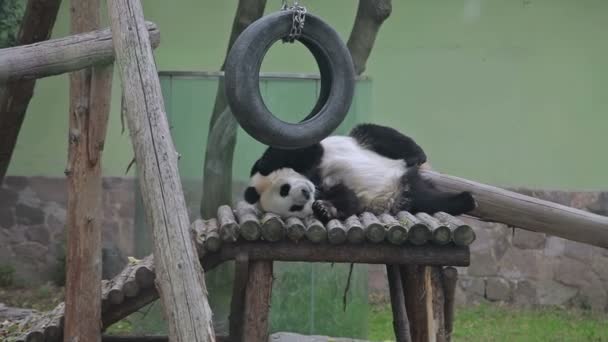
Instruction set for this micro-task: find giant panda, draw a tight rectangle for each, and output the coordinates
[243,123,476,223]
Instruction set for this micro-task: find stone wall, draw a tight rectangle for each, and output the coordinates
[1,176,608,311]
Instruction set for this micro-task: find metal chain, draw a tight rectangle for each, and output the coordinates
[280,0,307,43]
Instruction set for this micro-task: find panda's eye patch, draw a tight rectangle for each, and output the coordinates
[279,184,291,197]
[290,204,304,212]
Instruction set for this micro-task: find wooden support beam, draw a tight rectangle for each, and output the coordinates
[441,267,458,342]
[107,1,215,341]
[386,265,412,342]
[64,1,112,342]
[0,23,159,83]
[0,0,61,184]
[402,265,446,342]
[229,252,250,342]
[421,169,608,248]
[243,260,273,342]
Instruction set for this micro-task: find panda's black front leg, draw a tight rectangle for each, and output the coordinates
[313,183,361,223]
[350,123,427,167]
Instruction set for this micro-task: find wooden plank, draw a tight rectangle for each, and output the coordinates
[107,1,215,341]
[421,169,608,248]
[64,1,112,342]
[0,0,61,184]
[243,260,273,342]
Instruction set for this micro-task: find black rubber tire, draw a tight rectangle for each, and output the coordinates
[224,11,355,149]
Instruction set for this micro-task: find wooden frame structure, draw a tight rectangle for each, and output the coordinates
[1,0,607,341]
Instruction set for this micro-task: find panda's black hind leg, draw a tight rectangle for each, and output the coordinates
[350,123,427,167]
[405,168,477,216]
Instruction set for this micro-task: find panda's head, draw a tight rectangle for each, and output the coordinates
[244,168,315,219]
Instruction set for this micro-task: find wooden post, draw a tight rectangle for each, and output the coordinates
[386,265,412,342]
[107,1,215,341]
[441,267,458,342]
[0,0,61,184]
[402,265,446,342]
[64,1,112,342]
[243,261,273,342]
[421,169,608,248]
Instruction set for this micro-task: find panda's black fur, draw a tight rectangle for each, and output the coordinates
[245,123,476,223]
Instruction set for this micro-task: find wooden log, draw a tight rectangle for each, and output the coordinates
[345,215,365,243]
[381,213,408,245]
[229,252,249,342]
[261,213,285,242]
[101,336,231,342]
[203,219,222,252]
[347,0,392,75]
[361,212,386,243]
[243,260,273,342]
[134,255,155,289]
[327,219,347,244]
[235,202,261,241]
[397,211,431,246]
[218,205,239,242]
[285,217,306,242]
[441,267,458,342]
[212,241,470,266]
[305,216,327,243]
[421,169,608,248]
[434,212,476,247]
[0,0,61,184]
[191,219,208,254]
[0,23,160,83]
[416,213,451,246]
[64,2,112,342]
[386,265,412,342]
[107,1,215,341]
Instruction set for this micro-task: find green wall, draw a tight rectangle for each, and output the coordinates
[7,0,608,190]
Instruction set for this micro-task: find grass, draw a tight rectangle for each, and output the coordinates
[368,302,608,342]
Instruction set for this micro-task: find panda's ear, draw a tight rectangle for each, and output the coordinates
[244,186,260,204]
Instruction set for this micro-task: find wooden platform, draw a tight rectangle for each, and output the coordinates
[4,202,475,342]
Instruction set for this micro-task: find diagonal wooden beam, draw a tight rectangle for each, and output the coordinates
[0,0,62,184]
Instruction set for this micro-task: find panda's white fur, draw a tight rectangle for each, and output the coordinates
[251,168,316,218]
[318,136,409,208]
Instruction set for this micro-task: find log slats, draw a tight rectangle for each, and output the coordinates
[10,202,475,342]
[416,212,451,246]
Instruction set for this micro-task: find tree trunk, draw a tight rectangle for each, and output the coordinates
[107,1,215,340]
[347,0,392,75]
[64,1,111,342]
[200,0,267,219]
[0,0,61,184]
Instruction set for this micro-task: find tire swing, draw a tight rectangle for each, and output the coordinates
[224,2,356,149]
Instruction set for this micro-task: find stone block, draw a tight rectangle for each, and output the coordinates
[537,280,577,305]
[486,278,511,301]
[555,257,591,288]
[468,250,498,276]
[25,225,50,245]
[512,228,545,250]
[459,276,485,297]
[498,249,540,280]
[564,240,593,262]
[3,176,28,191]
[0,187,18,208]
[513,280,538,306]
[15,203,45,225]
[591,253,608,281]
[13,241,48,263]
[0,207,15,229]
[29,177,66,204]
[544,236,566,257]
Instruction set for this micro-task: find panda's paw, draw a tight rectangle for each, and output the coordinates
[312,200,337,224]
